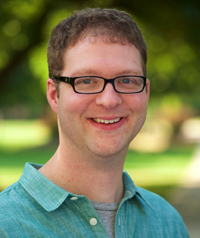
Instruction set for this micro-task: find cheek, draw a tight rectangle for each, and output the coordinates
[58,91,93,118]
[128,96,148,134]
[128,94,148,113]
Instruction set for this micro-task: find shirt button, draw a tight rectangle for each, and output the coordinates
[90,218,97,226]
[70,197,78,201]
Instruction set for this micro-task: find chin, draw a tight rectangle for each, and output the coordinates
[88,143,128,159]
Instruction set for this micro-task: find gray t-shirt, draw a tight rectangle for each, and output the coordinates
[91,201,119,238]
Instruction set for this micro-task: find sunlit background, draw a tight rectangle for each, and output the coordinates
[0,0,200,237]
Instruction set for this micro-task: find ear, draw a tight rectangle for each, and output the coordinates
[47,78,58,114]
[146,79,150,100]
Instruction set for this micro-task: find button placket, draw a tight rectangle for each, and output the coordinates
[69,196,109,237]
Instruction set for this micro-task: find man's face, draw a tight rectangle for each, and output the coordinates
[48,36,150,159]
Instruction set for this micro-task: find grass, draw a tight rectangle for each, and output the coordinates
[0,143,195,199]
[0,145,56,190]
[0,120,51,151]
[124,147,194,198]
[125,147,193,185]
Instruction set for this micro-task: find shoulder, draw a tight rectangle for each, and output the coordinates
[0,182,20,203]
[136,186,178,214]
[135,186,187,226]
[0,163,43,215]
[0,181,32,218]
[136,186,175,208]
[134,187,189,237]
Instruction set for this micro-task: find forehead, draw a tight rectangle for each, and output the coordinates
[63,36,143,76]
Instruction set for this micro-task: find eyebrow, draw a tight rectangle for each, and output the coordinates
[71,69,97,76]
[70,69,144,77]
[117,69,143,75]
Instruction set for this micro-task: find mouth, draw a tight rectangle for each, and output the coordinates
[92,118,121,124]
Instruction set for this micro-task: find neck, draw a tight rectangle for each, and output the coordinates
[39,145,126,203]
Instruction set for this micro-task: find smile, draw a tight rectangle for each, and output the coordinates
[92,118,121,124]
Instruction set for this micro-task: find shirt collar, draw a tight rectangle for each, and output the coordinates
[123,170,154,210]
[19,163,70,212]
[19,163,153,212]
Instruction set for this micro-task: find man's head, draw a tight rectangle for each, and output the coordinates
[47,8,147,92]
[46,8,150,158]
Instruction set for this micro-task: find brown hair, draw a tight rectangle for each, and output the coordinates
[47,8,147,89]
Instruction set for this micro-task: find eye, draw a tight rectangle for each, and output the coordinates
[121,78,132,84]
[75,77,94,85]
[82,78,92,84]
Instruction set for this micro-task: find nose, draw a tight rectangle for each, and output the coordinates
[95,83,122,108]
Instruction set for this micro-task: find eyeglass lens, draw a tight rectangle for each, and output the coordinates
[74,76,144,93]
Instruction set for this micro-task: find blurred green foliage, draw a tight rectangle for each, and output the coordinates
[0,0,200,119]
[0,144,194,192]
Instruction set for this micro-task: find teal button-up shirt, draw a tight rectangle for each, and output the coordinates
[0,163,189,237]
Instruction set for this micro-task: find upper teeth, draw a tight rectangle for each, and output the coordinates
[93,118,121,124]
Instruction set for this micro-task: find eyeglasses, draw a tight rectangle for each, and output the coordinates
[53,75,146,94]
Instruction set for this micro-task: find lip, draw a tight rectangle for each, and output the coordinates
[88,117,126,131]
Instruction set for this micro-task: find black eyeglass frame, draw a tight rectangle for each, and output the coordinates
[52,75,147,94]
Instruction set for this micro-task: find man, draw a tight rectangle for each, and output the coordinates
[0,8,189,238]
